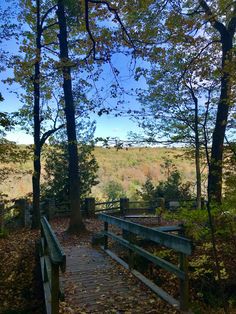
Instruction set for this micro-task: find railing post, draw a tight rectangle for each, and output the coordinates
[179,253,189,312]
[0,203,4,233]
[47,199,56,221]
[120,198,129,215]
[178,225,189,312]
[51,264,60,314]
[128,232,135,270]
[85,198,95,218]
[104,222,108,250]
[159,197,165,210]
[15,198,28,227]
[156,197,165,224]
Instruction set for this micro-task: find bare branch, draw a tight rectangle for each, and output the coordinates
[84,0,109,61]
[199,0,229,37]
[88,0,135,49]
[178,40,220,86]
[42,21,59,32]
[43,45,60,56]
[41,41,59,46]
[40,5,57,29]
[40,124,64,147]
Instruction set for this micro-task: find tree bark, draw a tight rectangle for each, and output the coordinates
[208,37,232,203]
[199,0,235,203]
[193,94,201,209]
[56,0,86,233]
[32,0,42,229]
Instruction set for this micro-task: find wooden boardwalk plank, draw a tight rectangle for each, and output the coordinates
[60,244,179,313]
[52,219,179,314]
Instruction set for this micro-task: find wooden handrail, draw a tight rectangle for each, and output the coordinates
[95,200,120,206]
[98,213,193,312]
[98,213,192,255]
[40,216,66,314]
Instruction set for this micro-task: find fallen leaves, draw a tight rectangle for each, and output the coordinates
[52,218,179,314]
[0,228,43,313]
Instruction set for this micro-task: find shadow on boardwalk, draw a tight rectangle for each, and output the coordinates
[53,218,179,314]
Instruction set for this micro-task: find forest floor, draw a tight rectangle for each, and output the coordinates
[0,217,235,314]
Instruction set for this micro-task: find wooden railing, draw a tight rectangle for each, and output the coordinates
[98,213,193,312]
[39,216,66,314]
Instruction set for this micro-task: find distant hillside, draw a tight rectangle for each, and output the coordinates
[0,146,198,200]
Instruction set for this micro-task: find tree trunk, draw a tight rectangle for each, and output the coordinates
[31,0,41,229]
[208,38,232,203]
[194,102,201,210]
[189,87,202,209]
[56,0,86,234]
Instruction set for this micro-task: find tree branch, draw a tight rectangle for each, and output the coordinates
[178,40,219,86]
[40,5,57,28]
[227,3,236,37]
[199,0,229,37]
[42,21,59,32]
[84,0,108,61]
[40,124,64,147]
[88,0,135,49]
[43,45,60,56]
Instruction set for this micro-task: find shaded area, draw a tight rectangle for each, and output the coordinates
[0,229,44,314]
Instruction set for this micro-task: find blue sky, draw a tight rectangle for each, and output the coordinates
[0,1,147,145]
[0,55,145,144]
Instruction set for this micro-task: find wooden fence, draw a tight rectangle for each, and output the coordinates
[39,197,165,218]
[0,199,31,232]
[98,213,193,312]
[0,197,166,228]
[39,216,66,314]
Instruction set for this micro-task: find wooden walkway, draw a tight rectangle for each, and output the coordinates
[60,242,178,313]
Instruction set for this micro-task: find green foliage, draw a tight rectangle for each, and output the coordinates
[224,145,236,206]
[138,159,192,204]
[0,228,8,238]
[42,141,99,202]
[102,180,126,201]
[164,207,210,241]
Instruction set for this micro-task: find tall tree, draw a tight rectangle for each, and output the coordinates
[121,0,236,203]
[56,0,86,233]
[7,0,64,228]
[31,0,63,228]
[198,0,236,203]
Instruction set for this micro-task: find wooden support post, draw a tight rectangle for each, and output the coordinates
[48,199,56,221]
[179,253,189,312]
[15,199,28,227]
[178,224,189,312]
[159,197,165,210]
[128,232,135,270]
[157,197,165,224]
[120,198,129,216]
[85,198,95,218]
[104,222,108,250]
[0,203,4,233]
[51,264,59,314]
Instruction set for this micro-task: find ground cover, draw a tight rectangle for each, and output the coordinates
[0,229,44,314]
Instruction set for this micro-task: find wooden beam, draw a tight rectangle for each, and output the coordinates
[102,248,180,309]
[103,231,185,279]
[98,214,193,255]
